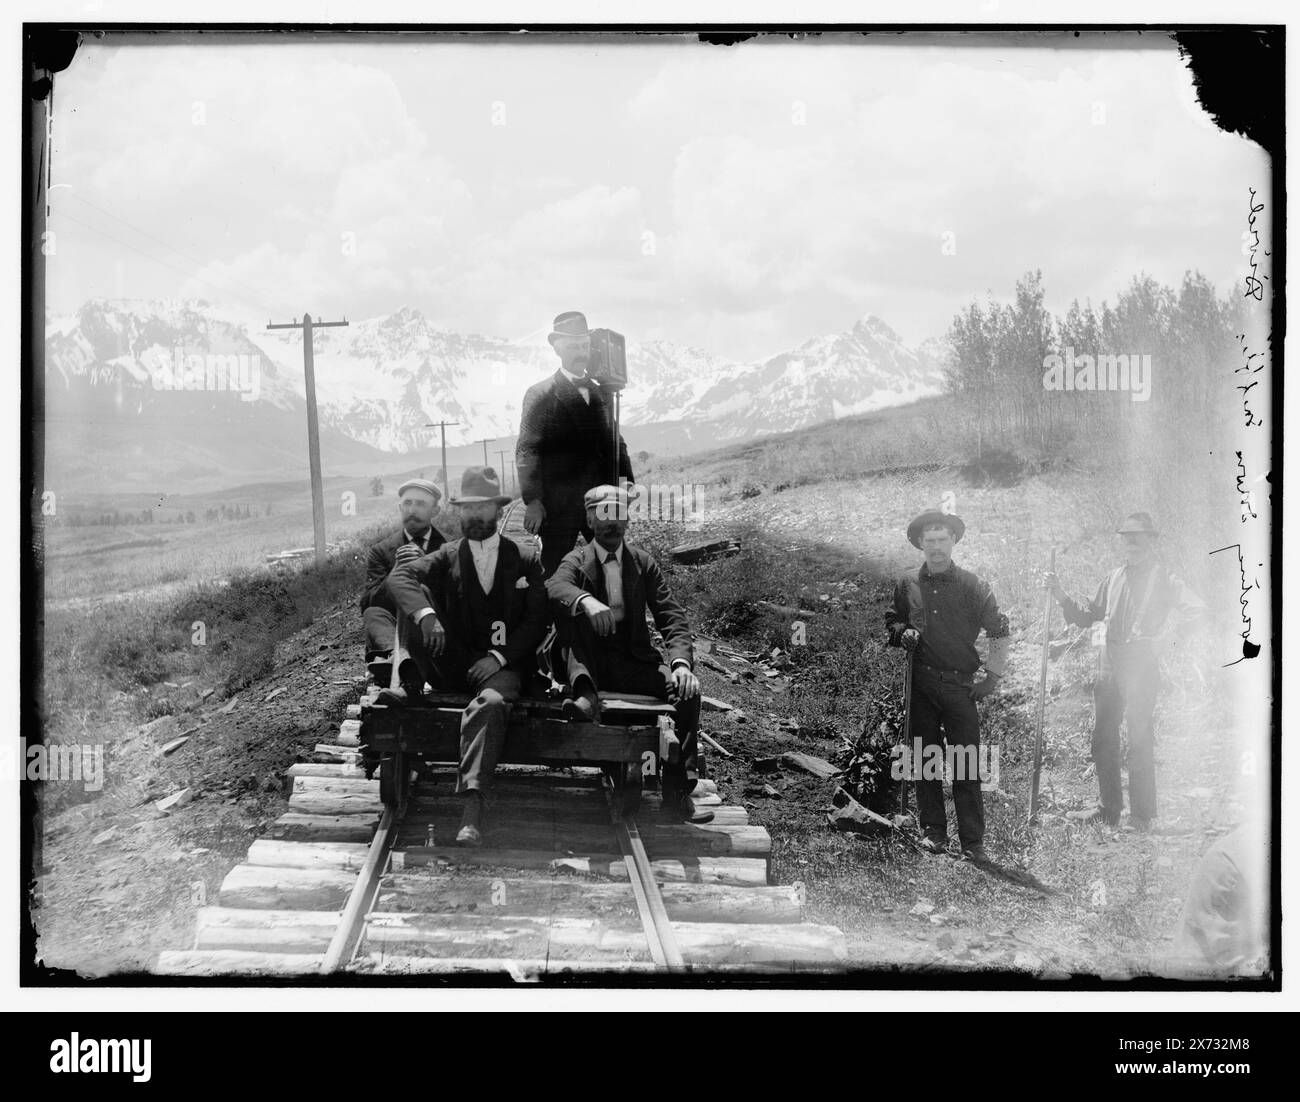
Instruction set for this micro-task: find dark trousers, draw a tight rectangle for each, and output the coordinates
[362,606,397,659]
[396,617,522,796]
[539,516,589,578]
[1092,646,1160,822]
[561,618,700,794]
[910,664,983,849]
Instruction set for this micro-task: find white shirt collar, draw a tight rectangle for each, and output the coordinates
[467,532,501,554]
[597,541,624,565]
[559,366,590,389]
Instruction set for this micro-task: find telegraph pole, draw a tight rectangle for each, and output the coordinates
[476,437,493,467]
[267,312,348,567]
[424,420,460,504]
[495,449,511,494]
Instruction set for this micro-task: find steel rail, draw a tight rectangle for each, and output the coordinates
[320,803,401,973]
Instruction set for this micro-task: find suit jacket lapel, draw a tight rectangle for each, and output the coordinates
[581,542,602,599]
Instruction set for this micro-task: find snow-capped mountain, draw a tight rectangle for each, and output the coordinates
[259,306,553,453]
[43,299,944,488]
[43,299,390,491]
[647,315,943,443]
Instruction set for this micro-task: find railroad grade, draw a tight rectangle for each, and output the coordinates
[157,688,848,978]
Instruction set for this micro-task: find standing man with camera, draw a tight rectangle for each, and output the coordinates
[516,310,635,577]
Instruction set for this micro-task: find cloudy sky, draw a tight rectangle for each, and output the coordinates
[48,30,1266,361]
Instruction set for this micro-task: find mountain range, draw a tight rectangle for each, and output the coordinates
[43,299,945,492]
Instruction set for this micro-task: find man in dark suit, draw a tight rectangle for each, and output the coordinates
[517,310,636,576]
[359,478,445,687]
[546,484,713,824]
[386,467,548,845]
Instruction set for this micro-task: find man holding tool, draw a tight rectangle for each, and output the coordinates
[885,509,1010,861]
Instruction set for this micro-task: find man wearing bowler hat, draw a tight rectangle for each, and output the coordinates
[885,509,1010,860]
[1045,512,1206,832]
[359,478,446,688]
[516,310,636,577]
[386,467,548,845]
[546,483,713,824]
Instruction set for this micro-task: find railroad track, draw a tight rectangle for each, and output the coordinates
[156,691,848,977]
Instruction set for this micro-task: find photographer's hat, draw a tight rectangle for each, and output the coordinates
[548,311,590,343]
[907,509,965,550]
[1116,512,1159,537]
[397,478,441,503]
[452,466,511,506]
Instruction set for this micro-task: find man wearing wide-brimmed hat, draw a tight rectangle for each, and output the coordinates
[545,483,713,823]
[885,508,1010,861]
[516,310,636,576]
[386,467,548,845]
[359,477,446,688]
[1046,512,1206,833]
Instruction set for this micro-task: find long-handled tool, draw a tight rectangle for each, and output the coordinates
[1028,547,1055,824]
[899,648,914,818]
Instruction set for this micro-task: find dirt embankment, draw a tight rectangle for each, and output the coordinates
[33,603,369,977]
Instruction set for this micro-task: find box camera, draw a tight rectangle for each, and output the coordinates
[586,328,627,391]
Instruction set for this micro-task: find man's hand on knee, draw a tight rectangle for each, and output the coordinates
[670,665,700,701]
[581,597,617,637]
[468,655,503,690]
[418,613,446,656]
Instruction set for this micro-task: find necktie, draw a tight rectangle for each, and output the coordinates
[603,553,624,623]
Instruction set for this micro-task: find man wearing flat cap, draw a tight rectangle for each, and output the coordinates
[885,509,1010,861]
[359,478,446,688]
[1045,512,1206,832]
[386,467,548,845]
[546,483,713,823]
[516,310,636,577]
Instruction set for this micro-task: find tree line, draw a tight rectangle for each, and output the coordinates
[942,269,1243,463]
[55,503,275,526]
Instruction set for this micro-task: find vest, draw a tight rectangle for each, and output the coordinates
[464,576,510,653]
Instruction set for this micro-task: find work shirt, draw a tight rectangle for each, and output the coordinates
[887,561,1010,675]
[466,532,502,595]
[1058,557,1205,656]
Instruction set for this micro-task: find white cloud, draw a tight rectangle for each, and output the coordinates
[50,35,1265,361]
